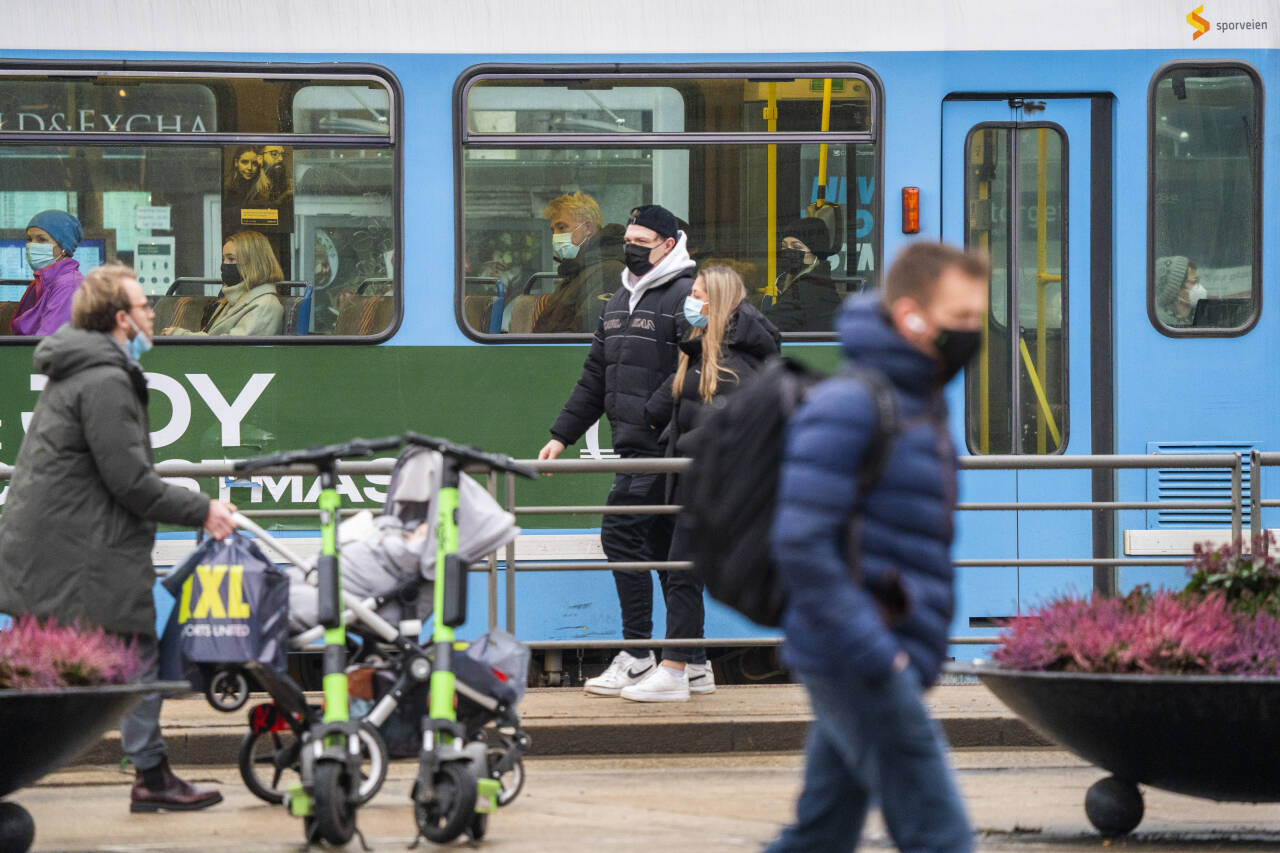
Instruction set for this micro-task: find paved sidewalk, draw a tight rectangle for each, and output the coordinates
[78,683,1047,766]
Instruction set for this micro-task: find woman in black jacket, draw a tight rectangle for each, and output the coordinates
[623,264,781,702]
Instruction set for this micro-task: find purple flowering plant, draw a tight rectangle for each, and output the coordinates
[993,534,1280,676]
[0,616,144,689]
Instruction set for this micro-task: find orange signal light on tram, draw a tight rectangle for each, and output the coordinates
[902,187,920,234]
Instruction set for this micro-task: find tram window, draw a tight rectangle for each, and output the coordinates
[458,69,882,340]
[963,124,1068,455]
[0,69,398,342]
[1149,63,1261,335]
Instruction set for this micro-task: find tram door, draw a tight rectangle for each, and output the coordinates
[941,98,1097,638]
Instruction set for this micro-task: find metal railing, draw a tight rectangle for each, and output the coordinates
[0,451,1268,651]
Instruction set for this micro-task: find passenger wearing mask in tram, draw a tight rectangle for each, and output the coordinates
[533,191,625,334]
[538,204,697,696]
[163,231,284,337]
[223,146,262,206]
[764,217,844,333]
[9,210,85,336]
[1154,255,1204,328]
[624,264,780,701]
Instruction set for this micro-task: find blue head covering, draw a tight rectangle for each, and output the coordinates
[27,210,82,254]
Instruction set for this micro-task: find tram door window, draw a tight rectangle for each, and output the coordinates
[0,73,397,340]
[457,71,882,339]
[963,124,1067,455]
[1149,64,1261,335]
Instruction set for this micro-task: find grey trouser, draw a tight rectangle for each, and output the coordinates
[119,633,167,771]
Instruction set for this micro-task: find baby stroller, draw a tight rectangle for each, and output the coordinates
[197,444,531,811]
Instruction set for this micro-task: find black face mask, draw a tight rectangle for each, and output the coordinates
[779,248,806,275]
[624,244,656,277]
[933,328,982,382]
[220,262,243,287]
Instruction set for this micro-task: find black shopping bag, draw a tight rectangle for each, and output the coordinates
[158,533,289,682]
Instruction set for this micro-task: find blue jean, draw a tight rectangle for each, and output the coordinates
[765,667,972,853]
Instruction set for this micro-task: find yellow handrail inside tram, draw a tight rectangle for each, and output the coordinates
[765,83,778,298]
[1019,337,1061,447]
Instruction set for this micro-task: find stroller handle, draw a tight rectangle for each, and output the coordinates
[233,435,403,474]
[404,431,537,480]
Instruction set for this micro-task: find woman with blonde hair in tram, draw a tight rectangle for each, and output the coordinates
[623,263,781,702]
[165,231,284,336]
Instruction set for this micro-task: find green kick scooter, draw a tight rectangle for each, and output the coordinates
[234,435,402,847]
[402,432,535,845]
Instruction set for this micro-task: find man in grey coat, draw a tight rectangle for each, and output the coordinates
[0,263,238,812]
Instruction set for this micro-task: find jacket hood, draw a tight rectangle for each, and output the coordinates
[678,303,781,361]
[837,294,939,393]
[33,326,137,385]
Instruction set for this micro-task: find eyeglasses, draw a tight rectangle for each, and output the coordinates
[130,301,155,314]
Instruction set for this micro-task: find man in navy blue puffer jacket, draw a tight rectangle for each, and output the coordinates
[766,242,989,853]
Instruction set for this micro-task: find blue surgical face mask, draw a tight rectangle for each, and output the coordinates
[126,315,153,360]
[683,296,708,328]
[26,242,57,270]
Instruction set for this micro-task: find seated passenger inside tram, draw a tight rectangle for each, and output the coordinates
[532,191,624,334]
[1154,255,1204,328]
[9,210,85,336]
[163,231,284,337]
[763,217,844,333]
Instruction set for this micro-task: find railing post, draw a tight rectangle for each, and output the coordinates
[486,471,499,630]
[1251,449,1263,553]
[504,471,518,635]
[1232,452,1244,555]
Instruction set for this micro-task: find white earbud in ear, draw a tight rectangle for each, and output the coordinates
[905,314,927,333]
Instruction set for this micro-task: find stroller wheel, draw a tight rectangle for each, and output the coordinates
[312,759,356,846]
[487,737,526,807]
[238,729,301,805]
[206,669,251,712]
[353,722,389,806]
[414,761,477,844]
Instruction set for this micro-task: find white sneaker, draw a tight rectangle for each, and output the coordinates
[620,665,690,702]
[583,650,656,696]
[687,662,716,695]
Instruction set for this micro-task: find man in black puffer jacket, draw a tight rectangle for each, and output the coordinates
[539,204,697,696]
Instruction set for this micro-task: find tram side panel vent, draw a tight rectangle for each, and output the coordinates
[1145,441,1255,528]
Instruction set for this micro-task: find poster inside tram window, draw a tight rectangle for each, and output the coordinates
[221,144,294,234]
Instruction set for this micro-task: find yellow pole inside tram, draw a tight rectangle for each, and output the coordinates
[766,83,778,299]
[817,78,833,201]
[1036,129,1048,454]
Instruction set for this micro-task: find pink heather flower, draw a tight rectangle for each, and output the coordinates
[0,616,145,689]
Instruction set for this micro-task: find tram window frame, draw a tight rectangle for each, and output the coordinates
[453,63,885,344]
[0,62,403,346]
[962,120,1070,457]
[1147,60,1263,339]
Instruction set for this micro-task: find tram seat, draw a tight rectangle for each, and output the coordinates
[277,282,313,335]
[464,295,495,332]
[0,301,18,334]
[154,295,216,333]
[507,294,551,333]
[335,291,393,335]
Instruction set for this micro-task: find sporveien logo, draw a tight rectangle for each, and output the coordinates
[1188,5,1210,39]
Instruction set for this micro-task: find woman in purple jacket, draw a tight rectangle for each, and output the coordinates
[10,210,84,336]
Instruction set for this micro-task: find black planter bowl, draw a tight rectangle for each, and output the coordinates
[949,663,1280,837]
[0,681,188,853]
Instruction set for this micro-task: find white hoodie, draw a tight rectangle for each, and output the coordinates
[620,231,696,314]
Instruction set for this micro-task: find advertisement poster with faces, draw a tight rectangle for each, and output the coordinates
[221,144,294,234]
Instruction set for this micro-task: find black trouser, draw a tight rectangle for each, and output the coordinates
[601,470,705,665]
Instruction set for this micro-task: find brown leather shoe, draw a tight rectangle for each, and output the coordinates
[130,758,223,813]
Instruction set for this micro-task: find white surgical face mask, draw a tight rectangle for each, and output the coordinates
[26,242,57,270]
[125,315,153,360]
[551,222,586,261]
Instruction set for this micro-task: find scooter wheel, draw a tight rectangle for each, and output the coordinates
[206,669,250,712]
[238,728,300,805]
[468,811,489,841]
[487,738,526,807]
[312,759,356,846]
[414,762,477,844]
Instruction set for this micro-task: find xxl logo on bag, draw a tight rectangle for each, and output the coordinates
[177,563,254,638]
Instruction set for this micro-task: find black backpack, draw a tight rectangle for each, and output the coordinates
[683,356,898,628]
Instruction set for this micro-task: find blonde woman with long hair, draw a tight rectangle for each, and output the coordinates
[623,263,780,703]
[164,231,284,336]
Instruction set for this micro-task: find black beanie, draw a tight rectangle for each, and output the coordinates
[627,205,679,240]
[782,217,833,258]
